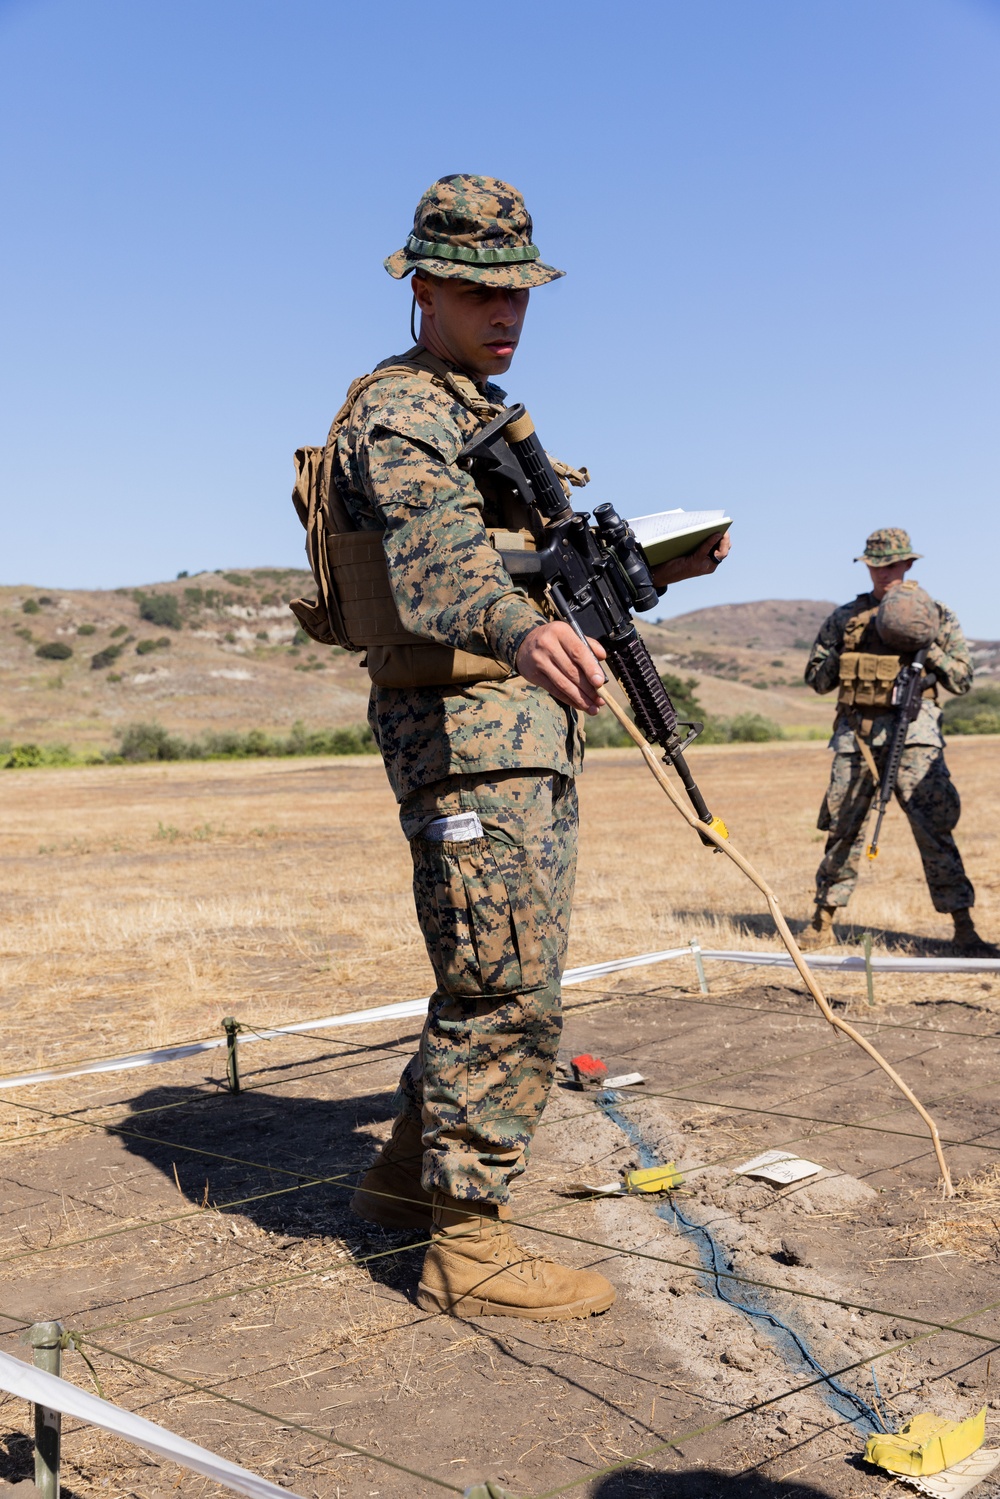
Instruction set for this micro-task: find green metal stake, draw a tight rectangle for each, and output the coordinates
[28,1321,63,1499]
[222,1017,241,1094]
[863,931,876,1007]
[690,939,709,995]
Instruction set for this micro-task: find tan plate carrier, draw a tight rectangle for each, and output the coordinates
[289,351,580,690]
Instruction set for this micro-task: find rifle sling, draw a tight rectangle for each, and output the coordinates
[846,711,882,786]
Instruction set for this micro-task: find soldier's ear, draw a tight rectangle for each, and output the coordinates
[412,273,436,314]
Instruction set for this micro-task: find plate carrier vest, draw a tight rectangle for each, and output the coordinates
[290,348,583,690]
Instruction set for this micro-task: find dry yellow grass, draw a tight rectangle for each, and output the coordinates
[909,1163,1000,1263]
[0,736,996,1081]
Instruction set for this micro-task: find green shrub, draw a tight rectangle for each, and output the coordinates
[108,718,378,764]
[942,686,1000,735]
[35,640,73,660]
[117,722,187,762]
[658,671,704,724]
[135,637,172,655]
[3,741,76,769]
[21,598,40,614]
[77,623,97,636]
[223,572,253,588]
[135,592,182,630]
[4,743,43,767]
[110,624,128,638]
[730,712,783,741]
[91,644,124,670]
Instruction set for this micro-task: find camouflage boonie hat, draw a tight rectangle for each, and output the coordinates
[384,174,564,289]
[855,527,922,566]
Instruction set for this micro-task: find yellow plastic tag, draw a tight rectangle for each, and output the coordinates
[624,1162,683,1193]
[707,816,729,840]
[864,1408,986,1477]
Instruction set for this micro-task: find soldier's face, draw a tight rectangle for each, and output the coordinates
[867,559,913,599]
[412,274,529,380]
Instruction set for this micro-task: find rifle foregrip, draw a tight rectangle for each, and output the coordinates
[606,634,679,746]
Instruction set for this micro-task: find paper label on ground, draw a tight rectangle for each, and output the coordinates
[896,1447,1000,1498]
[733,1150,823,1185]
[603,1072,645,1089]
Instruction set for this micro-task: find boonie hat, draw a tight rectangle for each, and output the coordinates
[855,527,922,566]
[384,174,564,289]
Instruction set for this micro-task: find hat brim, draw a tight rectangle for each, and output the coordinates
[384,250,564,288]
[855,552,922,564]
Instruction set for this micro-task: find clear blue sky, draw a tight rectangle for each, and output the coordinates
[2,0,998,635]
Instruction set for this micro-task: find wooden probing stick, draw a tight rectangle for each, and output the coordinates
[596,682,955,1199]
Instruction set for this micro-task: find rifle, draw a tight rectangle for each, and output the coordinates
[458,404,728,842]
[866,648,932,860]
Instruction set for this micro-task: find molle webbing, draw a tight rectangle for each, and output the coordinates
[837,651,902,710]
[291,351,539,687]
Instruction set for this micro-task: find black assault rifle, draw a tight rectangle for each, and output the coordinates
[866,648,931,861]
[458,404,727,842]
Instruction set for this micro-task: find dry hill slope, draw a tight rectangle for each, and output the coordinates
[2,572,996,753]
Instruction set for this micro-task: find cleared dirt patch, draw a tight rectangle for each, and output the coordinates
[1,741,999,1498]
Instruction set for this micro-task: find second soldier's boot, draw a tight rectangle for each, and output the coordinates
[417,1191,616,1321]
[952,909,1000,958]
[350,1114,433,1231]
[798,904,837,951]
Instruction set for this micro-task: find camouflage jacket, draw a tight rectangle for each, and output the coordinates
[805,590,972,750]
[331,350,580,800]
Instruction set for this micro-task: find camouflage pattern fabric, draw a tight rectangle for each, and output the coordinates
[815,746,974,912]
[392,770,577,1202]
[383,174,564,289]
[805,591,972,751]
[333,354,581,800]
[854,527,922,564]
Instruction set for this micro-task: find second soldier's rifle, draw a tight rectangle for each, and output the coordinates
[458,403,728,843]
[866,648,932,860]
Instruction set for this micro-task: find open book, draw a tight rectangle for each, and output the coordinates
[628,508,731,568]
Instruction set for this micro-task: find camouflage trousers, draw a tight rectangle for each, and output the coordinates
[394,769,577,1204]
[815,746,974,913]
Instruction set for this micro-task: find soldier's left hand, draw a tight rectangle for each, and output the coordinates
[651,529,731,587]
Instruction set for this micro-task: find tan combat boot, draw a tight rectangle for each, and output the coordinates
[350,1114,433,1230]
[798,904,837,951]
[952,909,1000,958]
[417,1192,616,1320]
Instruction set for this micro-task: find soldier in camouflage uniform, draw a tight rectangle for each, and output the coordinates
[339,175,729,1319]
[801,528,992,954]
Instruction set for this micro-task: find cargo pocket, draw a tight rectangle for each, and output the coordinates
[411,819,545,998]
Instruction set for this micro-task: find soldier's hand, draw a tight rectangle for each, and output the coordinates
[651,529,731,587]
[516,622,607,714]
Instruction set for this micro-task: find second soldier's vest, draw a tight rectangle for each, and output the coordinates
[836,595,935,715]
[290,348,576,689]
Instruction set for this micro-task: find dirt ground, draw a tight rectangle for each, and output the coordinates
[1,740,999,1499]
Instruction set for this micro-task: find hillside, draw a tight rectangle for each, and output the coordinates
[2,572,996,753]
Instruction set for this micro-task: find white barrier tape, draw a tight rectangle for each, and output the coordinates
[1,944,994,1096]
[0,953,690,1093]
[0,1349,305,1499]
[698,950,1000,975]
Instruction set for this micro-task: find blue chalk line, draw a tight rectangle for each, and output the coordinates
[598,1091,887,1434]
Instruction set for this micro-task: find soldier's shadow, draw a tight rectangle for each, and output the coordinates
[678,909,945,955]
[591,1469,841,1497]
[118,1075,426,1298]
